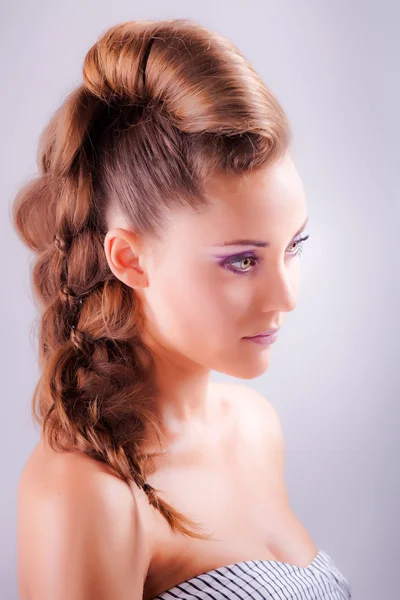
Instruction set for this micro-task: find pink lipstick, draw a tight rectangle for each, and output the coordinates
[243,328,280,345]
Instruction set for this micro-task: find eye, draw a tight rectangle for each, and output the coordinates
[220,234,310,276]
[287,234,310,257]
[221,253,260,275]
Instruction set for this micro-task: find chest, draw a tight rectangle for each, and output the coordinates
[140,409,315,600]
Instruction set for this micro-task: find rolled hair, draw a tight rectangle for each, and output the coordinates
[11,18,291,538]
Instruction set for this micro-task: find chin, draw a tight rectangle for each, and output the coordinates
[217,353,272,380]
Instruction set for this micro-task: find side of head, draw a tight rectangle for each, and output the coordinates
[11,18,302,538]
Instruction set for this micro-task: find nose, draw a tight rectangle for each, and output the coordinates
[259,261,298,313]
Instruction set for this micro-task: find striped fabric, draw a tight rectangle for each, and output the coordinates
[153,549,352,599]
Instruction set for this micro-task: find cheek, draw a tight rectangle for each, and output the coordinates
[148,263,243,351]
[165,275,234,336]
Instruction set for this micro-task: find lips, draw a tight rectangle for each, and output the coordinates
[244,327,280,338]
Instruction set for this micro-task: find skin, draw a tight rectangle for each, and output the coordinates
[102,150,317,598]
[18,150,318,599]
[104,150,308,448]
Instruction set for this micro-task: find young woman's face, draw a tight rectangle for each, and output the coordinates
[130,152,308,380]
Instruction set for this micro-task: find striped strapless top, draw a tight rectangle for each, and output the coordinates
[152,548,352,599]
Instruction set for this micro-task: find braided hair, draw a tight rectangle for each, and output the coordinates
[11,17,291,538]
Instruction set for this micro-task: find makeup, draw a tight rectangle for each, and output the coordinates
[243,331,279,345]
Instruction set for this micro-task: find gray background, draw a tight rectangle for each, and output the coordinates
[1,1,399,598]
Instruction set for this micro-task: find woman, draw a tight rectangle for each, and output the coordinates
[14,18,352,600]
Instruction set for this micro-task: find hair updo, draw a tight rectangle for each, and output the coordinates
[11,17,291,538]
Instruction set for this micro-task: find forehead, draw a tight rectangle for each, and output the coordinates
[164,153,307,245]
[207,153,305,212]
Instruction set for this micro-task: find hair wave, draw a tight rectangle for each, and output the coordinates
[11,17,291,538]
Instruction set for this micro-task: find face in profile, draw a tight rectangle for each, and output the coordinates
[107,151,309,381]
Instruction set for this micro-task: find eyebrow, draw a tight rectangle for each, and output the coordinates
[213,216,309,248]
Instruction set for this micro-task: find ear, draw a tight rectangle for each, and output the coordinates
[104,227,148,290]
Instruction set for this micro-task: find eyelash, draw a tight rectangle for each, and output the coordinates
[221,234,310,276]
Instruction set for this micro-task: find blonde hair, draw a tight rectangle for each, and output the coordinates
[11,18,291,538]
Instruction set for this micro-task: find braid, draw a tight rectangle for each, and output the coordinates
[53,232,99,342]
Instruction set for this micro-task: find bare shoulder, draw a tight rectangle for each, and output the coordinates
[18,436,151,600]
[220,382,288,497]
[220,382,285,449]
[18,436,149,520]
